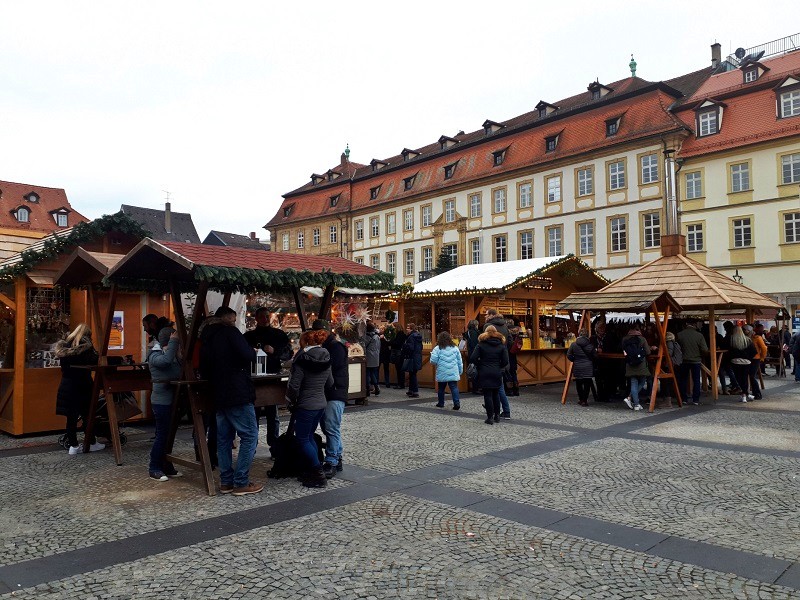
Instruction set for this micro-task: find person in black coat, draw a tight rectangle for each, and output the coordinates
[55,323,104,454]
[199,307,261,496]
[313,319,349,478]
[469,325,509,424]
[402,323,423,398]
[567,329,596,406]
[379,326,392,387]
[390,325,407,389]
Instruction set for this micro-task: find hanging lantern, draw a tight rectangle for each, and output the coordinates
[252,347,268,377]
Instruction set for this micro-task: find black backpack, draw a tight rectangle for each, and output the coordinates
[267,416,325,478]
[623,337,645,367]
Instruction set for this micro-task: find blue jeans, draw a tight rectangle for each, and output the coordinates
[679,362,702,403]
[367,366,380,387]
[321,400,345,466]
[437,381,460,407]
[216,403,259,488]
[149,403,174,473]
[499,384,511,416]
[629,376,647,407]
[293,408,324,470]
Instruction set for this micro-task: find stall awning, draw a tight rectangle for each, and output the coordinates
[409,255,607,298]
[556,290,682,313]
[54,248,124,286]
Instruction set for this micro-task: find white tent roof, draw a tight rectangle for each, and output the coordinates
[412,256,570,295]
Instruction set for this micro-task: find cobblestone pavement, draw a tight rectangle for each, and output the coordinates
[1,382,799,598]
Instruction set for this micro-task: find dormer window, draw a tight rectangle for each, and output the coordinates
[403,175,416,191]
[443,162,458,180]
[14,207,30,223]
[482,119,504,135]
[545,135,559,153]
[776,77,800,119]
[310,173,324,185]
[605,116,622,137]
[25,192,39,203]
[536,101,558,118]
[330,194,340,208]
[697,110,718,136]
[492,148,507,167]
[587,82,613,100]
[57,213,68,227]
[283,204,294,218]
[538,107,547,118]
[438,135,459,150]
[591,89,601,100]
[326,170,341,182]
[370,185,381,200]
[401,148,420,162]
[370,159,388,172]
[743,68,758,83]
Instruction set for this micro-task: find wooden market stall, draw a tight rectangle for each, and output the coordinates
[101,238,394,494]
[399,255,608,390]
[0,214,157,436]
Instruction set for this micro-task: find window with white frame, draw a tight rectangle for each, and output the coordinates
[744,68,758,83]
[520,231,533,259]
[355,257,364,265]
[422,205,432,227]
[547,175,561,202]
[471,239,481,264]
[608,160,626,190]
[518,183,532,208]
[470,194,481,218]
[370,216,379,237]
[404,209,413,231]
[733,218,752,248]
[782,153,800,184]
[547,226,562,256]
[387,252,396,275]
[780,89,800,118]
[423,247,433,271]
[282,233,289,251]
[443,243,458,266]
[56,213,68,227]
[610,216,627,252]
[643,212,661,248]
[494,236,507,262]
[687,223,704,252]
[370,255,380,270]
[404,249,414,276]
[577,168,593,196]
[493,188,506,213]
[730,162,750,192]
[698,110,718,136]
[685,171,702,199]
[444,199,455,223]
[387,213,396,235]
[313,228,320,246]
[297,231,304,249]
[578,222,594,255]
[640,154,659,184]
[784,212,800,243]
[329,225,338,244]
[355,220,364,240]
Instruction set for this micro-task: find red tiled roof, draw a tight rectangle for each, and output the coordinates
[160,241,379,275]
[0,180,89,233]
[266,181,352,227]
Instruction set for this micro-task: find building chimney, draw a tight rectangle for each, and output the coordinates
[164,202,172,234]
[249,231,257,240]
[711,42,721,68]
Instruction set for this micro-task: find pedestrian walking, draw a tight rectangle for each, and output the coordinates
[621,325,650,411]
[470,325,509,424]
[430,331,463,410]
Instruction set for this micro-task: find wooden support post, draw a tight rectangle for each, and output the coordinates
[12,278,26,434]
[319,284,335,321]
[221,291,232,308]
[88,287,103,345]
[291,287,307,331]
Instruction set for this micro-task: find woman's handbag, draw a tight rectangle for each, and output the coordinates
[730,358,751,366]
[466,363,478,379]
[401,358,413,372]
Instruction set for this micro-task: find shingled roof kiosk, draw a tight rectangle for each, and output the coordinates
[103,238,393,495]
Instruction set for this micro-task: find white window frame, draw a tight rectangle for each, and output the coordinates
[282,233,289,251]
[744,69,758,83]
[685,172,702,199]
[56,213,68,227]
[387,213,396,235]
[329,225,338,244]
[610,217,627,252]
[782,153,800,184]
[423,247,433,271]
[733,218,752,248]
[781,90,800,118]
[422,205,432,227]
[355,257,364,265]
[370,254,380,270]
[698,110,718,136]
[355,220,364,241]
[578,222,594,256]
[387,253,397,275]
[471,239,481,264]
[494,236,507,262]
[520,231,533,259]
[687,223,704,252]
[640,154,659,184]
[731,162,750,192]
[297,231,304,249]
[444,199,455,223]
[404,209,414,231]
[609,161,626,190]
[643,212,661,249]
[784,212,800,243]
[493,188,506,213]
[312,228,320,246]
[518,183,532,208]
[404,250,414,276]
[370,216,379,238]
[443,243,458,266]
[547,226,562,256]
[577,168,593,196]
[547,176,561,203]
[469,194,481,218]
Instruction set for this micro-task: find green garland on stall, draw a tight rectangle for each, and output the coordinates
[0,212,150,282]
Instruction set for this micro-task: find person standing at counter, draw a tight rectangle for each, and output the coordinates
[728,325,757,403]
[200,306,261,496]
[379,326,393,388]
[146,326,183,481]
[483,309,512,419]
[390,323,407,390]
[244,307,291,457]
[55,323,104,455]
[402,323,423,398]
[567,329,596,406]
[465,320,480,393]
[470,325,508,424]
[676,321,708,406]
[313,319,348,479]
[363,322,381,396]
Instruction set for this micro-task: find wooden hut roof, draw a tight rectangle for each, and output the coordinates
[597,254,781,311]
[54,249,124,286]
[556,290,681,313]
[106,238,396,293]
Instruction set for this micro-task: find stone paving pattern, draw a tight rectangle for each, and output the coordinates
[0,378,798,598]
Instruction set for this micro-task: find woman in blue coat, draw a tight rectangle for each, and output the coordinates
[430,331,463,410]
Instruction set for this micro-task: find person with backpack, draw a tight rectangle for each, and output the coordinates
[676,321,708,406]
[621,325,650,411]
[430,331,463,410]
[566,328,596,406]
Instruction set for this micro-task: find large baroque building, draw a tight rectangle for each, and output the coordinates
[268,37,800,312]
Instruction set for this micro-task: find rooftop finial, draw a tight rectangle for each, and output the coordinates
[629,54,637,77]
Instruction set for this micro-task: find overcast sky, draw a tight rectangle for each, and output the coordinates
[0,2,796,241]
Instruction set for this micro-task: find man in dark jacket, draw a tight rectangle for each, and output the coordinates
[313,319,348,478]
[483,309,512,419]
[244,307,291,456]
[199,307,262,496]
[676,321,709,406]
[390,325,407,389]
